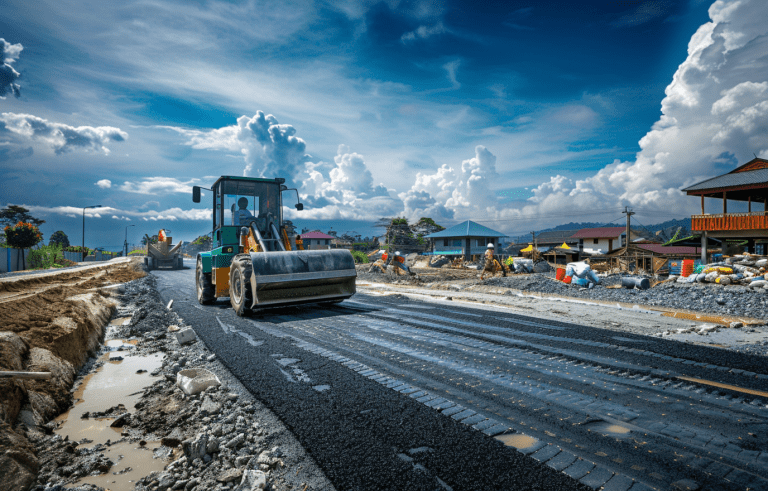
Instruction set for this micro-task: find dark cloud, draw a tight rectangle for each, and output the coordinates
[0,113,128,155]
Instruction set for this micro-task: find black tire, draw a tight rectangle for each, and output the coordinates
[230,254,253,316]
[196,256,215,305]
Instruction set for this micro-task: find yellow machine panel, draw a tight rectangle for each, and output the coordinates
[213,266,230,297]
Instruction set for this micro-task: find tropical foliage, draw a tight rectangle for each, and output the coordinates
[28,244,76,270]
[351,250,370,264]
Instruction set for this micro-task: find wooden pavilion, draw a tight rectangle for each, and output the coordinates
[682,157,768,260]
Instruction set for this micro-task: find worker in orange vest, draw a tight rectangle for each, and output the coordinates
[295,235,304,250]
[480,243,506,280]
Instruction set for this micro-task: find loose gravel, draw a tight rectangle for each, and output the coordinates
[358,266,768,321]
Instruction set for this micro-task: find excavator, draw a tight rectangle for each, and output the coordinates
[192,176,356,315]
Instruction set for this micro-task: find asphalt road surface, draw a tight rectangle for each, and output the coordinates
[153,261,768,491]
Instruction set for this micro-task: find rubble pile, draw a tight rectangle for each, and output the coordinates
[672,254,768,288]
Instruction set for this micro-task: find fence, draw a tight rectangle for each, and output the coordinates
[0,248,31,273]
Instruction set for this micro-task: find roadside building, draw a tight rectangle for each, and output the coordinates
[425,220,507,261]
[570,227,626,254]
[300,230,334,250]
[682,157,768,261]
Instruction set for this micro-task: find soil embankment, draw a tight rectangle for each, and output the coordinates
[0,259,145,490]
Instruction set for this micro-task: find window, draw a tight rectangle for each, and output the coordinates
[453,239,462,247]
[325,239,330,245]
[593,238,599,244]
[444,239,449,247]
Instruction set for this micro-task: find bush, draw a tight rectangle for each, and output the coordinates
[28,244,66,270]
[351,250,369,264]
[64,246,92,254]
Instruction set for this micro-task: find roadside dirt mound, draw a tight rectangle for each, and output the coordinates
[0,287,113,367]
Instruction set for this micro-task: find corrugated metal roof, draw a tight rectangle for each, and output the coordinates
[682,168,768,192]
[534,230,580,244]
[300,231,335,239]
[570,227,625,239]
[425,220,506,239]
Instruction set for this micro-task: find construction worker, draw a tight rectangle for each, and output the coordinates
[295,235,305,250]
[235,197,254,226]
[480,243,505,280]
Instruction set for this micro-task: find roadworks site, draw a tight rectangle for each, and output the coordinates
[0,255,767,491]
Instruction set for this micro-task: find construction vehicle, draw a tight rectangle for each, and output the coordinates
[192,176,356,315]
[145,229,184,270]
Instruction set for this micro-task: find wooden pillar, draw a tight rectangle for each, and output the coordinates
[701,195,705,214]
[723,191,727,214]
[464,238,471,262]
[748,195,752,213]
[701,232,707,263]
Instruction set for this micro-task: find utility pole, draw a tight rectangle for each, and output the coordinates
[530,231,537,249]
[623,206,635,248]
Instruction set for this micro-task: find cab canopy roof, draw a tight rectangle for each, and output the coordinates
[425,220,506,239]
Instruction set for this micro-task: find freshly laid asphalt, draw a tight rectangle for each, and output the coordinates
[152,261,768,491]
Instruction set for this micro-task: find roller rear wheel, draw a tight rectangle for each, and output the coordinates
[230,254,254,316]
[196,257,215,305]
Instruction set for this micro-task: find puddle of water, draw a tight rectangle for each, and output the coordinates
[75,440,166,491]
[495,433,539,449]
[584,421,632,437]
[55,353,164,447]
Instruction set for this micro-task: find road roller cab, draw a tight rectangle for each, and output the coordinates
[192,176,356,315]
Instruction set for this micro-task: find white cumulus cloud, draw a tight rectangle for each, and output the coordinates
[171,111,310,185]
[96,179,112,189]
[401,145,498,222]
[297,145,403,220]
[508,0,768,223]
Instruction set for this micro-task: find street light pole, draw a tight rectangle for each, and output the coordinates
[82,205,103,261]
[124,224,135,256]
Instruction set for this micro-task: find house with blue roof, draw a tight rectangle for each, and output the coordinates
[425,220,508,261]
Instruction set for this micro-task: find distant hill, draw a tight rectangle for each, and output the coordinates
[506,218,692,244]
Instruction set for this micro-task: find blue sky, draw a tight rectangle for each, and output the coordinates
[1,0,767,248]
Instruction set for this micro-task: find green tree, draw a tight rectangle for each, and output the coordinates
[49,230,70,248]
[0,205,45,228]
[5,221,43,270]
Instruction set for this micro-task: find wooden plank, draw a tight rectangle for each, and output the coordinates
[0,371,52,380]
